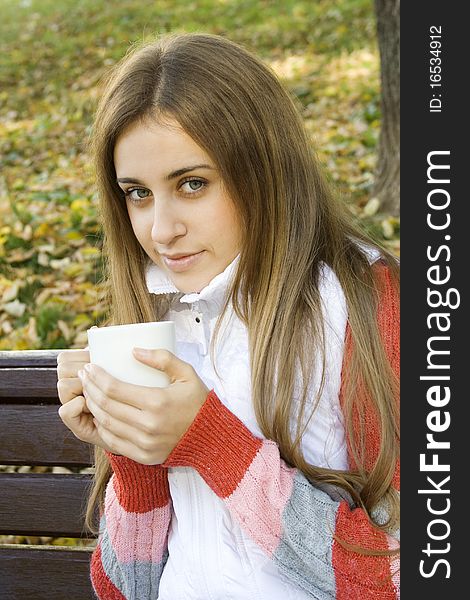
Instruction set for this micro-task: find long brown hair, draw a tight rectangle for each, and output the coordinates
[86,33,399,539]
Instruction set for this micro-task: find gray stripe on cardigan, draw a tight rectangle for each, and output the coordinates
[273,472,339,599]
[97,514,168,600]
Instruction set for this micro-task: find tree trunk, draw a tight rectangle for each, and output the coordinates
[372,0,400,216]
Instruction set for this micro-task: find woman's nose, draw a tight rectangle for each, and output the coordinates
[150,202,186,245]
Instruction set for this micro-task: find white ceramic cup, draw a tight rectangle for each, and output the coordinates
[87,321,176,387]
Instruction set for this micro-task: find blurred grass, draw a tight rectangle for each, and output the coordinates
[0,0,399,351]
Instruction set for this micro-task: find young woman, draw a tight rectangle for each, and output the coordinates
[57,33,400,599]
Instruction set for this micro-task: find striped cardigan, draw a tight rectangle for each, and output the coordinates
[90,263,400,599]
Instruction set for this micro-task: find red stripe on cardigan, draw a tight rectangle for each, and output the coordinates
[338,260,400,488]
[333,262,400,599]
[90,544,128,600]
[106,453,170,513]
[164,390,263,497]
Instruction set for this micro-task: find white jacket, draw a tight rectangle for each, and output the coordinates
[145,255,357,600]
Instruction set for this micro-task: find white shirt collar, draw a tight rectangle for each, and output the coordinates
[145,255,240,306]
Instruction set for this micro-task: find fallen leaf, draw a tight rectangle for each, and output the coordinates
[363,197,380,216]
[2,299,26,317]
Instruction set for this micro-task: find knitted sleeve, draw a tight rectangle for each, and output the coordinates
[89,455,172,600]
[164,262,400,599]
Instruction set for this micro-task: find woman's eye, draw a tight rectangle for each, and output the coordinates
[180,178,206,194]
[125,188,151,203]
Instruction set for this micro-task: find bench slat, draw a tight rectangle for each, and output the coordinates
[0,367,60,397]
[0,350,98,596]
[0,349,61,368]
[0,473,96,537]
[0,545,95,600]
[0,404,93,466]
[0,395,59,405]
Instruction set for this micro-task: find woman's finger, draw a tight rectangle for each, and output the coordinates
[84,378,149,432]
[57,377,86,405]
[93,419,152,464]
[82,364,159,410]
[58,395,118,452]
[57,350,90,365]
[85,392,145,442]
[57,361,89,379]
[58,395,98,444]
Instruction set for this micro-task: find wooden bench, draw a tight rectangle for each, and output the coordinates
[0,350,97,600]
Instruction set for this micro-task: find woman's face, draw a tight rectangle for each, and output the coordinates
[114,119,242,294]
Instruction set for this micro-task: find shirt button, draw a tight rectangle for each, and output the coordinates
[195,317,201,323]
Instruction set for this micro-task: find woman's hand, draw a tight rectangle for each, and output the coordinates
[79,349,209,464]
[56,349,115,451]
[57,349,90,406]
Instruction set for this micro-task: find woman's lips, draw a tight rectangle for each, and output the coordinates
[161,250,205,272]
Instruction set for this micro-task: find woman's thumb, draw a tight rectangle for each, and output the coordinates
[133,348,185,381]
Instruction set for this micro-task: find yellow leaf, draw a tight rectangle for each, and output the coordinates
[36,288,53,305]
[72,313,92,327]
[34,222,51,238]
[64,262,88,277]
[2,282,20,303]
[81,247,100,259]
[70,198,89,211]
[65,231,82,240]
[51,537,80,546]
